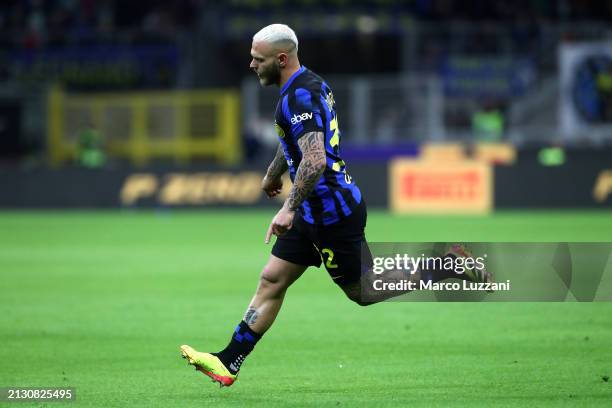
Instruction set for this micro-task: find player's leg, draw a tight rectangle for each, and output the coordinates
[312,199,398,305]
[338,241,495,304]
[210,255,306,375]
[180,255,306,387]
[328,239,423,306]
[332,242,483,305]
[241,254,307,333]
[181,216,320,387]
[317,201,491,305]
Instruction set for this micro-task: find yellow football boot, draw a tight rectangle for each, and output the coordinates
[180,345,237,387]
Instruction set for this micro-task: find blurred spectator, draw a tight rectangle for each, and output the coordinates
[77,125,105,168]
[471,101,505,142]
[0,0,195,50]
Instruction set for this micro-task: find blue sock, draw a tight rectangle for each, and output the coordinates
[216,321,261,374]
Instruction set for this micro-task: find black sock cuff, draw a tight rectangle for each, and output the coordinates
[235,320,262,344]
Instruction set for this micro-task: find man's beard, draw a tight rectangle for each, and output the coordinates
[260,62,281,86]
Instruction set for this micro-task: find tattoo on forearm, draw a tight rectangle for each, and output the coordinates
[287,132,326,211]
[266,144,288,179]
[244,307,260,325]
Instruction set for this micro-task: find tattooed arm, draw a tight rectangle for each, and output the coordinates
[264,131,326,244]
[265,144,288,180]
[262,144,288,198]
[285,131,327,210]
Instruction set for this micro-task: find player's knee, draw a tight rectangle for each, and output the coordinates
[260,265,281,286]
[259,264,288,293]
[341,285,375,306]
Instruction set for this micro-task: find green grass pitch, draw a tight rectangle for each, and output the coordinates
[1,210,611,407]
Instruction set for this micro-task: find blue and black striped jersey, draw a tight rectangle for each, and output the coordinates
[274,66,362,226]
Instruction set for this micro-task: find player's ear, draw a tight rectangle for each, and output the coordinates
[278,53,288,68]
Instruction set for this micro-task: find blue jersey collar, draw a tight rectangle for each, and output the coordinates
[280,66,306,94]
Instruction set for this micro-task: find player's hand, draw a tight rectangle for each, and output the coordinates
[265,205,295,244]
[262,175,283,198]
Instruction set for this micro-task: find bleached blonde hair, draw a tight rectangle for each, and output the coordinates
[253,24,298,51]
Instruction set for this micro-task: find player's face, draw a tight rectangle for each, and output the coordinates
[250,41,281,87]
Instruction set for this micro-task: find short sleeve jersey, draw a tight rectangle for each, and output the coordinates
[274,66,362,226]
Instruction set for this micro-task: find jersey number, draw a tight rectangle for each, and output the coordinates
[321,248,338,269]
[329,117,352,184]
[330,117,340,149]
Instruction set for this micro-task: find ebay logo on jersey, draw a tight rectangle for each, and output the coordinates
[290,112,313,125]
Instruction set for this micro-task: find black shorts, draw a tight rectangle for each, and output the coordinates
[271,200,372,286]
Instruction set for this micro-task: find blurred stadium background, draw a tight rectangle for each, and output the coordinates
[1,1,611,407]
[0,0,611,210]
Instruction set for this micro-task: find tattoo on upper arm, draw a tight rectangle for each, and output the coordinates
[266,144,288,179]
[286,132,326,211]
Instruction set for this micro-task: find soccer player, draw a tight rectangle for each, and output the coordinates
[180,24,492,387]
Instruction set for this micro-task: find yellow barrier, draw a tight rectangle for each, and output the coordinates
[47,85,241,166]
